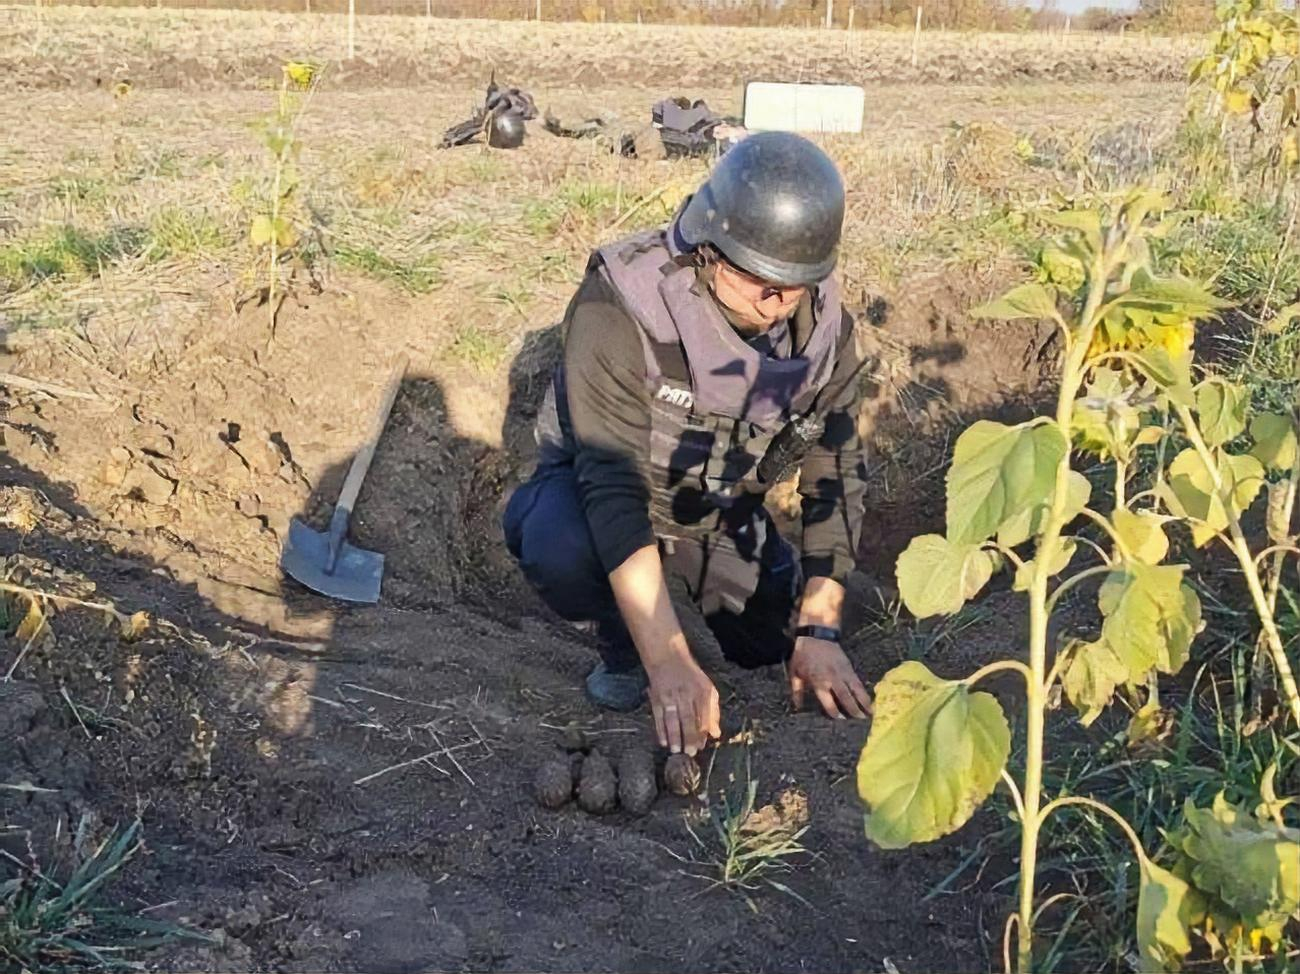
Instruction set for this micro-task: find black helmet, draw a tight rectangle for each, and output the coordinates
[488,111,526,149]
[676,131,844,286]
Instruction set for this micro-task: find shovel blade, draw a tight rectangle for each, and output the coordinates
[280,517,385,603]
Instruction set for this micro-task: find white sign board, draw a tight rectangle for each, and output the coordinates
[742,82,865,135]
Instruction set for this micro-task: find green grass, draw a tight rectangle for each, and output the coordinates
[49,175,110,208]
[491,283,532,315]
[1277,587,1300,651]
[531,249,580,284]
[444,216,493,248]
[332,243,442,294]
[448,323,508,372]
[0,226,148,291]
[147,207,228,259]
[1222,324,1300,423]
[362,206,405,231]
[465,155,507,184]
[1171,198,1300,307]
[858,593,994,664]
[1,819,211,971]
[668,747,812,910]
[522,180,620,237]
[128,148,183,182]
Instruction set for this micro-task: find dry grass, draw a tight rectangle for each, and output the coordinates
[0,5,1201,91]
[0,78,1186,352]
[2,0,1104,31]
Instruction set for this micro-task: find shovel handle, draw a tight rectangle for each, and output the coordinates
[327,354,409,569]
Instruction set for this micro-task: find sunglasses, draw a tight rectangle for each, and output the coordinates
[720,260,806,302]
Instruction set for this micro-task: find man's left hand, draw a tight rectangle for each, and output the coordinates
[789,637,872,719]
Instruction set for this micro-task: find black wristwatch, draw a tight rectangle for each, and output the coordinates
[794,624,841,643]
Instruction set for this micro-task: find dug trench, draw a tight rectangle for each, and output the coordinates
[1,266,1054,972]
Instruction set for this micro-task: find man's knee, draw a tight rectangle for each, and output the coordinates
[523,527,605,595]
[503,470,610,618]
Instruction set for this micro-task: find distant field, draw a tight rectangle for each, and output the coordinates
[0,0,1207,29]
[1,5,1200,89]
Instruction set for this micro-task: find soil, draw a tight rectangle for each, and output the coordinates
[854,270,1058,573]
[0,256,1050,971]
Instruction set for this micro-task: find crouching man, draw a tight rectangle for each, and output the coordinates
[505,132,872,756]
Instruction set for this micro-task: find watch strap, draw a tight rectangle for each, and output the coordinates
[794,624,841,643]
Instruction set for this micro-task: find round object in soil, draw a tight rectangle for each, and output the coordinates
[577,750,618,814]
[617,748,657,816]
[534,753,576,809]
[663,752,701,796]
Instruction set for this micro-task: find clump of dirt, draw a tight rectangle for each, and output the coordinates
[2,279,524,634]
[740,787,811,838]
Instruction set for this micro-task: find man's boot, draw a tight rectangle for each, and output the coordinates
[584,621,647,711]
[585,661,649,712]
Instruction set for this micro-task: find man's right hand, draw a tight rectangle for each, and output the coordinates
[608,544,721,755]
[646,654,721,756]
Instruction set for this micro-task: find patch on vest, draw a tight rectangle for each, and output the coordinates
[655,383,694,409]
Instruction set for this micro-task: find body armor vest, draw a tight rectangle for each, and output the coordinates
[541,222,849,550]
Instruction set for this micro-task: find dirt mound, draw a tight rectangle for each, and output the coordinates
[0,258,1056,637]
[851,269,1057,574]
[2,278,526,633]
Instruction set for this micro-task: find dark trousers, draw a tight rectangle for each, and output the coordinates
[503,463,800,672]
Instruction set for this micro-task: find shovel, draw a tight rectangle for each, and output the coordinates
[280,355,408,603]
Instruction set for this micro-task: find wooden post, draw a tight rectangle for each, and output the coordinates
[847,6,854,31]
[911,6,922,67]
[305,0,310,13]
[825,0,833,28]
[535,0,541,19]
[1064,15,1070,36]
[425,0,431,16]
[347,0,355,58]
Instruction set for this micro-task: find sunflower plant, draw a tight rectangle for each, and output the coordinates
[857,189,1300,971]
[1191,0,1300,175]
[249,60,321,332]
